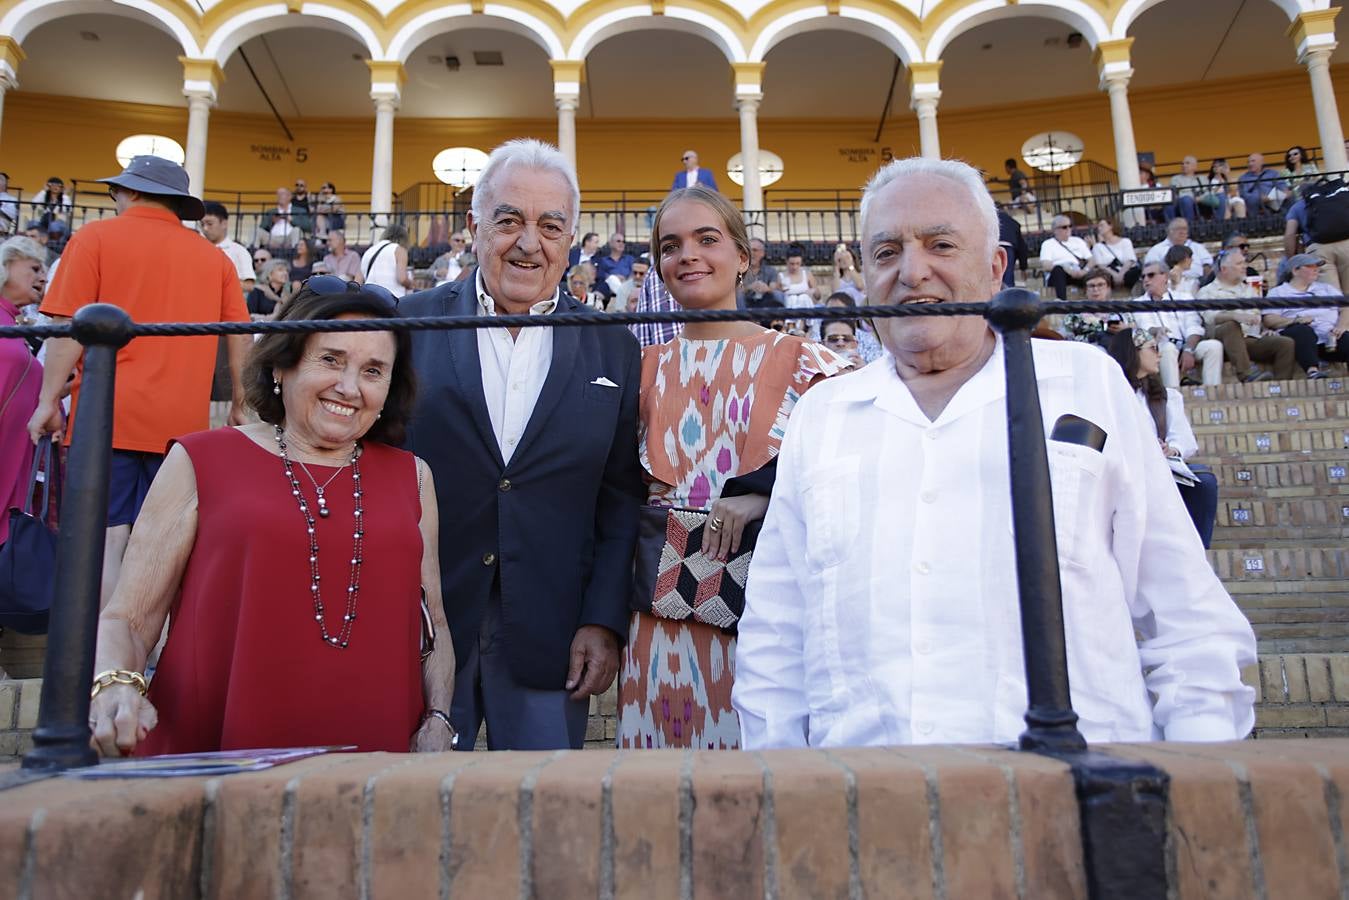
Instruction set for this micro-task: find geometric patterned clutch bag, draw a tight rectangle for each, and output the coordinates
[632,505,762,633]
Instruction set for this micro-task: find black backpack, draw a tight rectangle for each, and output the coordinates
[1304,178,1349,244]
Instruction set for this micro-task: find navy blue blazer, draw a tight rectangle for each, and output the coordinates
[400,280,643,690]
[670,168,719,192]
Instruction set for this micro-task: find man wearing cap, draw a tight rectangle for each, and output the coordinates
[1263,253,1349,379]
[27,155,251,606]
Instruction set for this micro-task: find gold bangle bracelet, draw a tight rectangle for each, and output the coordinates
[91,669,148,699]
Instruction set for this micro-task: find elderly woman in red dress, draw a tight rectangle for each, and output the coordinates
[616,186,851,749]
[87,282,457,755]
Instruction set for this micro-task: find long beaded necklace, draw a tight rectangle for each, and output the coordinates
[274,425,364,649]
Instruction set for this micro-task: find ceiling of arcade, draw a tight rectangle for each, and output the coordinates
[4,0,1347,121]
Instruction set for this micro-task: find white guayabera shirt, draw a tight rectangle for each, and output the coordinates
[732,336,1257,748]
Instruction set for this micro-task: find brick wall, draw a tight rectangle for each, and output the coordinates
[3,740,1347,898]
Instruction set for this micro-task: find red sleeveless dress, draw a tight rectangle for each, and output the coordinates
[138,428,424,754]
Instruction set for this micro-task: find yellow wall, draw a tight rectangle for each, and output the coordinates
[2,65,1344,206]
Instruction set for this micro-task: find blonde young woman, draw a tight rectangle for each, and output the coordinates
[615,186,851,749]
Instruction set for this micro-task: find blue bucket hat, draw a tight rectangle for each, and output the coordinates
[98,155,206,220]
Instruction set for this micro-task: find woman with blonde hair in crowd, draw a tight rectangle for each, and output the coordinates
[826,243,865,303]
[0,236,46,545]
[247,260,295,319]
[615,185,851,749]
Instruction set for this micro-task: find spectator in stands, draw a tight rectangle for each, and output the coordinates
[1004,158,1033,207]
[256,187,303,249]
[670,150,719,192]
[567,231,600,268]
[997,205,1028,288]
[322,230,363,283]
[1207,159,1244,219]
[742,237,783,309]
[1197,249,1294,382]
[819,318,865,367]
[1164,244,1199,296]
[311,181,345,238]
[821,292,883,362]
[248,260,295,319]
[199,202,254,293]
[1167,156,1206,223]
[827,243,865,302]
[1145,217,1213,287]
[1089,217,1140,290]
[1039,215,1091,299]
[1063,268,1119,345]
[0,172,19,236]
[21,221,57,267]
[361,222,413,300]
[1133,259,1223,387]
[1281,146,1318,185]
[776,246,819,309]
[617,184,849,750]
[733,155,1257,748]
[630,268,682,347]
[566,262,605,310]
[1286,180,1349,292]
[28,155,251,607]
[252,247,272,273]
[0,237,45,546]
[612,256,649,313]
[399,138,641,752]
[290,179,311,220]
[1264,253,1349,378]
[30,176,70,235]
[595,232,634,298]
[430,231,474,287]
[288,238,316,284]
[1107,329,1219,548]
[86,284,456,757]
[1239,153,1289,214]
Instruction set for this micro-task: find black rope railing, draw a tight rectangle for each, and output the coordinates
[6,293,1348,342]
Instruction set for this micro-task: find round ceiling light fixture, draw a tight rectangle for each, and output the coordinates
[1020,132,1084,173]
[115,134,185,169]
[727,150,785,187]
[432,147,490,188]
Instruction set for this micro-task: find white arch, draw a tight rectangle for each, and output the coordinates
[0,0,201,56]
[384,5,565,62]
[203,2,383,65]
[1109,0,1308,39]
[750,5,921,66]
[566,5,746,62]
[923,0,1110,62]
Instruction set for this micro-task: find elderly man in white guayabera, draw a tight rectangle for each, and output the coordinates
[733,156,1257,749]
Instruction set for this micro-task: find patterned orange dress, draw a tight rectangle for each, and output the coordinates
[616,329,850,749]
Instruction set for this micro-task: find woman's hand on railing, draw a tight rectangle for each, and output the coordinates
[88,684,158,758]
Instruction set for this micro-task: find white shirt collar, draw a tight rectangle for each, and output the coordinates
[475,270,559,317]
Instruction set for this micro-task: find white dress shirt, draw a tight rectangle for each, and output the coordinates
[1136,388,1199,460]
[475,271,558,464]
[1144,239,1213,292]
[1090,237,1137,269]
[1039,235,1091,272]
[732,337,1256,749]
[1131,291,1203,345]
[214,237,256,284]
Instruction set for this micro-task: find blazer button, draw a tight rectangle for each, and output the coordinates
[498,478,512,492]
[482,552,497,566]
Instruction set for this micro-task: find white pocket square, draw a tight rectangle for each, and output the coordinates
[590,376,619,388]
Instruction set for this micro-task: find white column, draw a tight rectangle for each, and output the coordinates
[183,90,212,196]
[370,97,397,225]
[912,97,940,160]
[0,79,11,148]
[1102,72,1141,190]
[0,38,23,149]
[736,94,763,213]
[555,94,578,171]
[1302,47,1347,172]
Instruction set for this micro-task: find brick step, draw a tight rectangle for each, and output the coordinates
[1258,635,1349,654]
[1212,532,1349,548]
[1186,399,1349,428]
[1230,591,1349,612]
[1196,431,1349,456]
[1216,496,1349,527]
[1204,459,1349,486]
[1178,379,1348,404]
[1208,547,1348,582]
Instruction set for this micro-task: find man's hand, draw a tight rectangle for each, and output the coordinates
[27,399,63,446]
[565,625,619,700]
[1179,350,1197,373]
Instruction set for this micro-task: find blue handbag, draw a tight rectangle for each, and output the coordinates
[0,438,60,634]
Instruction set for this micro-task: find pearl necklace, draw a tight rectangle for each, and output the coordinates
[274,425,364,649]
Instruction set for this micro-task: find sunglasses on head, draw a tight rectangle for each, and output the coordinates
[302,274,399,309]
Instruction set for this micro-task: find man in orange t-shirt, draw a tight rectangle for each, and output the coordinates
[28,155,250,606]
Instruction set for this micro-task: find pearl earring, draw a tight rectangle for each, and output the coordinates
[273,380,281,395]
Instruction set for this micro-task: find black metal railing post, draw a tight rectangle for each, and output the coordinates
[22,303,135,772]
[985,288,1088,755]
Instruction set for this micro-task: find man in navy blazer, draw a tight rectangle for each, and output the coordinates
[670,149,719,193]
[401,139,643,750]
